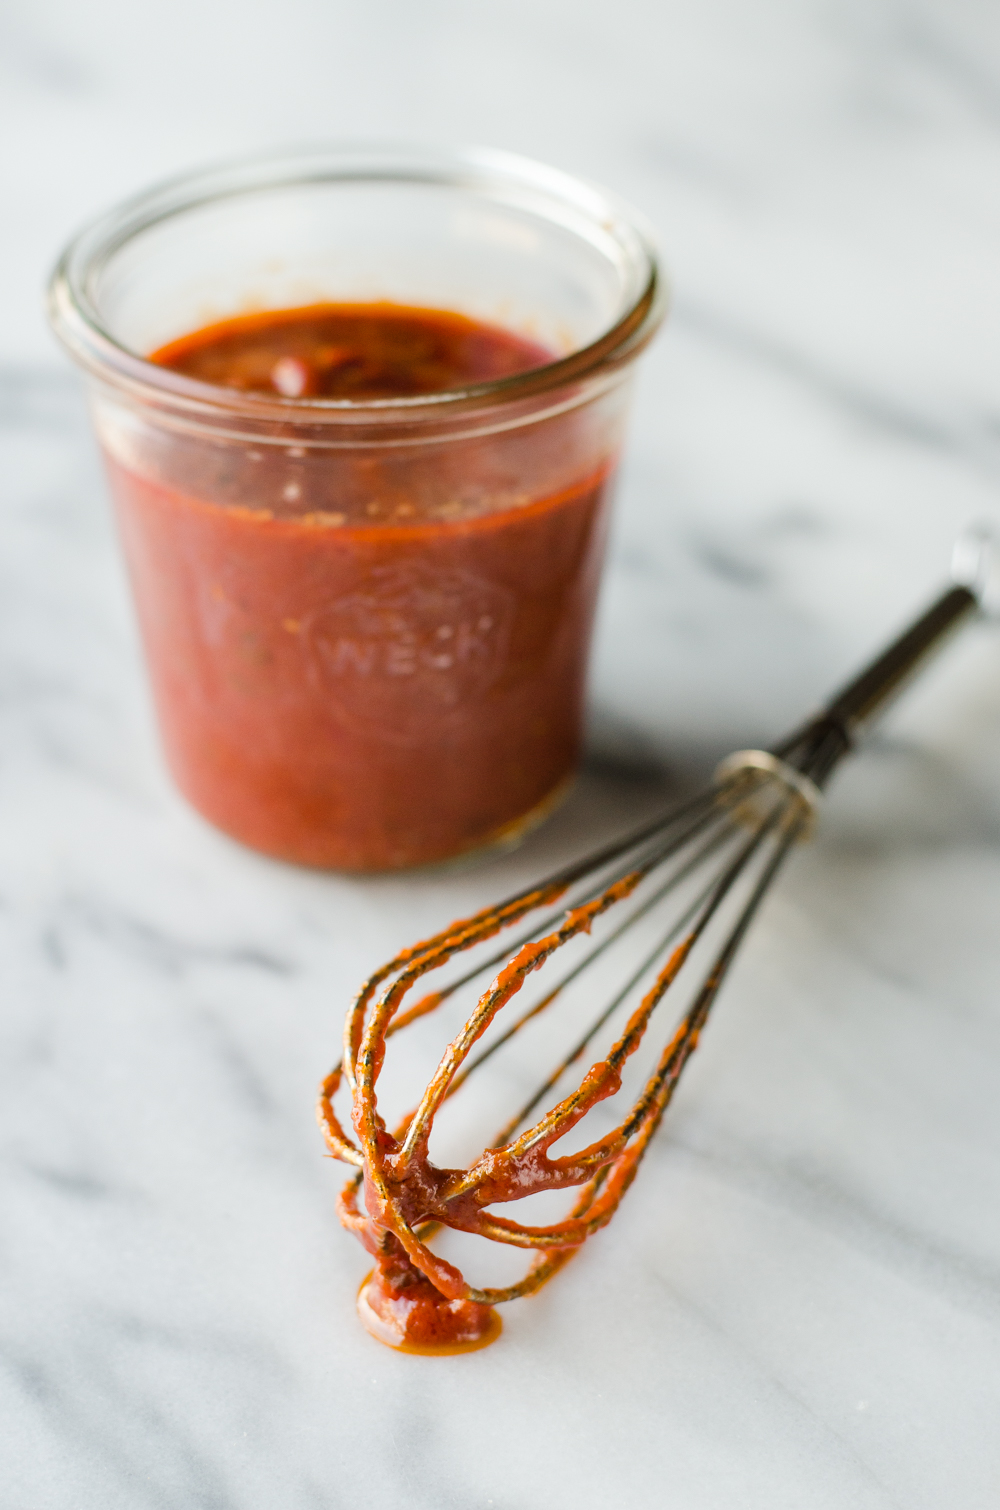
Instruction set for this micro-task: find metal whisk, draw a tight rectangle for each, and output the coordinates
[319,535,994,1353]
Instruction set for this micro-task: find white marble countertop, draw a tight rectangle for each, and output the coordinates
[4,3,1000,1506]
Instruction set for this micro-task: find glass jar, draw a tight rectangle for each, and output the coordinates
[48,145,666,871]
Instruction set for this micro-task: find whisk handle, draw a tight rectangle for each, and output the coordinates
[821,583,978,732]
[773,583,980,787]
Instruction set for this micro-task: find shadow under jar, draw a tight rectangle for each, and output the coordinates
[49,145,666,871]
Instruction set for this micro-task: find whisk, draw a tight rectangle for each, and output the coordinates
[318,533,994,1354]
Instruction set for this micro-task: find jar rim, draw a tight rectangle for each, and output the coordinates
[47,142,667,427]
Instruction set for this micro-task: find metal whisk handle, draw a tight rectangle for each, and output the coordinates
[820,582,978,731]
[772,581,981,790]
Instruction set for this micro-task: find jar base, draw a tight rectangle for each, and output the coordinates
[415,771,576,876]
[183,768,577,875]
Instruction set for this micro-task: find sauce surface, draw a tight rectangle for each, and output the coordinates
[153,301,552,399]
[104,304,617,870]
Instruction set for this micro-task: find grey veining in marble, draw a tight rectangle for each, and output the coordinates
[3,2,1000,1506]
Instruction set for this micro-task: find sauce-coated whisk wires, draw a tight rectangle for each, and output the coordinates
[319,544,993,1352]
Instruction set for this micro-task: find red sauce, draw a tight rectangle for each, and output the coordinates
[357,1251,501,1355]
[105,303,617,870]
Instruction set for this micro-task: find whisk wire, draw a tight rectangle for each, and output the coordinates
[448,816,741,1100]
[388,772,773,1141]
[465,792,799,1180]
[491,822,774,1145]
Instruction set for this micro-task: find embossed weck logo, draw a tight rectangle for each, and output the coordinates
[303,565,514,744]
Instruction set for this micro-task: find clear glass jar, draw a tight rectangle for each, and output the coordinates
[48,145,666,870]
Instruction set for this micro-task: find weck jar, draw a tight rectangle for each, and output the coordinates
[48,145,666,870]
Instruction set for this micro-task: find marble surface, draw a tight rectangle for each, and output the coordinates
[4,2,1000,1506]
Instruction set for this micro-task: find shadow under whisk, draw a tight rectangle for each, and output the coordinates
[319,542,994,1353]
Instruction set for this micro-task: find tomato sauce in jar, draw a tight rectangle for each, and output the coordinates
[104,303,618,870]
